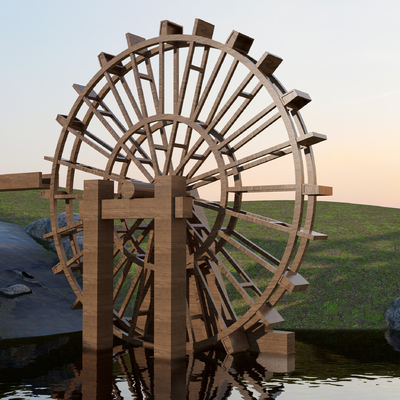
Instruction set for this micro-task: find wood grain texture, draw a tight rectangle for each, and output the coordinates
[80,180,114,352]
[33,18,333,357]
[0,172,50,191]
[153,175,188,361]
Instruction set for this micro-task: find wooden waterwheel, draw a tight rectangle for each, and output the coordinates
[45,19,331,353]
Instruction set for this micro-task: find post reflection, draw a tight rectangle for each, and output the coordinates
[56,345,295,399]
[82,349,113,400]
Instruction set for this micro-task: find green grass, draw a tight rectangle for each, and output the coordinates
[214,200,400,330]
[0,189,81,225]
[1,190,399,330]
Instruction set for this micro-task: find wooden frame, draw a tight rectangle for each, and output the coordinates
[0,18,332,358]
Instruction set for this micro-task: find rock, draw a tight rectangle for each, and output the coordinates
[24,213,82,259]
[384,297,400,330]
[0,284,32,296]
[384,329,400,353]
[12,270,40,284]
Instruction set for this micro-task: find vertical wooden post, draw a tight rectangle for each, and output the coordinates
[153,175,188,399]
[154,175,187,361]
[81,179,114,352]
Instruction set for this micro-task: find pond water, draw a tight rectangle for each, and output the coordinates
[1,329,399,399]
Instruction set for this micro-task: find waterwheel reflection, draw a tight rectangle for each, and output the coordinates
[51,345,295,399]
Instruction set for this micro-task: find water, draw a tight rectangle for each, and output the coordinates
[1,330,399,399]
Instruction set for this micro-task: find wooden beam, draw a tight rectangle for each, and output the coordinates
[226,31,254,54]
[278,270,309,293]
[121,181,155,199]
[0,172,50,191]
[192,18,214,38]
[281,89,311,111]
[80,180,114,352]
[153,175,187,362]
[246,323,295,356]
[159,20,183,36]
[256,52,283,76]
[302,184,333,196]
[101,198,157,219]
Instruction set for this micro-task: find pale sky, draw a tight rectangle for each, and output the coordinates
[1,0,399,208]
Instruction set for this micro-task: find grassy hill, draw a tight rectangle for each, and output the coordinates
[0,190,399,330]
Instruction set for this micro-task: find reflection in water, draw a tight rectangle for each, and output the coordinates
[0,330,399,399]
[76,346,293,399]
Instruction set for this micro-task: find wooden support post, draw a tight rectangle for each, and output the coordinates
[153,175,188,361]
[81,180,114,352]
[153,175,188,399]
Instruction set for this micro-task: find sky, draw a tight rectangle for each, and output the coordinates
[0,0,399,209]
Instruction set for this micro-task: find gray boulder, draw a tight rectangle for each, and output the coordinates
[384,329,400,353]
[384,297,400,330]
[0,284,32,296]
[24,213,82,259]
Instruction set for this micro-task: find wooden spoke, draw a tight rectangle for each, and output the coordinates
[187,222,239,325]
[65,126,117,161]
[225,111,281,154]
[226,184,296,193]
[173,45,179,114]
[113,259,134,301]
[230,229,280,266]
[186,300,195,344]
[176,42,196,115]
[219,81,265,138]
[143,229,155,264]
[113,239,145,267]
[193,262,227,331]
[113,254,129,277]
[218,229,277,274]
[119,75,143,120]
[192,51,227,119]
[43,220,83,240]
[75,85,128,135]
[190,46,210,116]
[172,51,229,174]
[103,71,134,128]
[219,246,257,290]
[135,220,154,246]
[218,101,276,147]
[158,42,165,114]
[175,68,256,176]
[128,51,161,175]
[186,140,293,190]
[162,120,179,175]
[204,59,240,125]
[45,156,122,181]
[205,248,255,307]
[51,192,84,200]
[85,133,126,161]
[142,51,160,114]
[206,71,254,129]
[128,268,153,338]
[180,47,211,164]
[72,89,155,181]
[186,82,266,180]
[120,218,147,254]
[129,51,150,118]
[117,266,144,319]
[223,206,327,240]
